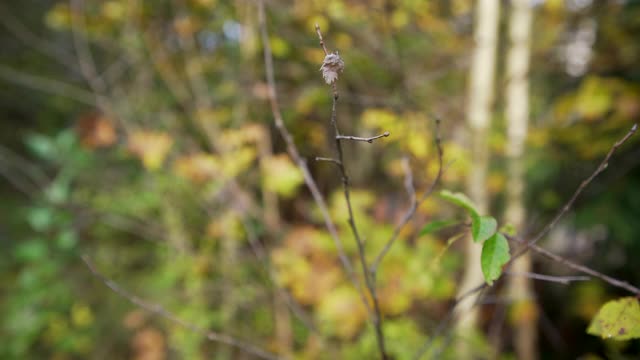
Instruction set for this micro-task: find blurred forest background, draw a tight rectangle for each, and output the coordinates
[1,0,640,359]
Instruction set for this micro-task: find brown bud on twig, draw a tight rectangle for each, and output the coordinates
[320,52,344,84]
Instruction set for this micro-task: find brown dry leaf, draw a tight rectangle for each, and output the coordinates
[173,15,199,38]
[123,310,146,330]
[76,113,117,149]
[132,327,166,360]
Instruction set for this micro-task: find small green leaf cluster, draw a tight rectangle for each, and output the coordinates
[425,190,511,285]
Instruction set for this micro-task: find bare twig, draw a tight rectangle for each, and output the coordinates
[504,271,590,285]
[0,64,96,105]
[371,119,444,272]
[81,255,280,360]
[336,131,390,143]
[0,3,76,68]
[315,157,342,166]
[316,24,388,360]
[257,1,368,313]
[528,243,640,294]
[520,123,638,250]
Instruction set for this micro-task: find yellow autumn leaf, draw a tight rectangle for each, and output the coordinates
[361,108,398,131]
[71,303,94,328]
[127,131,173,170]
[173,153,219,183]
[221,147,256,178]
[101,1,126,22]
[262,154,303,197]
[316,285,368,339]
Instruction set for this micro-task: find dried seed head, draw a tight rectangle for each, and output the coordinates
[320,52,344,85]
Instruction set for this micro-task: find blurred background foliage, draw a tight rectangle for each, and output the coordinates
[0,0,639,359]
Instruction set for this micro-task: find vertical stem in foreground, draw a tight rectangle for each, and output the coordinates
[316,25,388,360]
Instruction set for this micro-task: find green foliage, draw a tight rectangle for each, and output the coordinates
[439,190,480,217]
[471,215,497,244]
[480,233,510,286]
[588,297,640,341]
[418,219,459,236]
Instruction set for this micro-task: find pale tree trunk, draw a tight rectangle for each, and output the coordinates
[505,1,536,359]
[454,0,500,350]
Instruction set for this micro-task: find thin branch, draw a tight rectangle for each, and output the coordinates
[0,3,76,68]
[336,131,390,143]
[402,156,417,206]
[316,25,388,360]
[504,271,590,285]
[0,64,96,105]
[257,1,368,313]
[371,118,444,272]
[81,255,280,360]
[528,243,640,295]
[520,123,638,250]
[315,157,342,166]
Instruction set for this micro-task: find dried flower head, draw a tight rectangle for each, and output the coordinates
[320,52,344,85]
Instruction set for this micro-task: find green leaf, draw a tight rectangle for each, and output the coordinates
[587,297,640,340]
[14,239,48,262]
[419,219,458,236]
[439,190,479,217]
[471,215,497,243]
[481,233,510,285]
[27,207,53,232]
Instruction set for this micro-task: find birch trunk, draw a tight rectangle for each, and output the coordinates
[505,1,536,359]
[454,0,500,349]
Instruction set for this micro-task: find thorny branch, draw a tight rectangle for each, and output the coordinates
[314,24,389,360]
[81,255,280,360]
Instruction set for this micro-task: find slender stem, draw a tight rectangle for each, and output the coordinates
[257,1,367,310]
[504,271,590,285]
[517,124,638,251]
[317,25,388,360]
[528,243,640,294]
[315,157,342,166]
[336,131,390,143]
